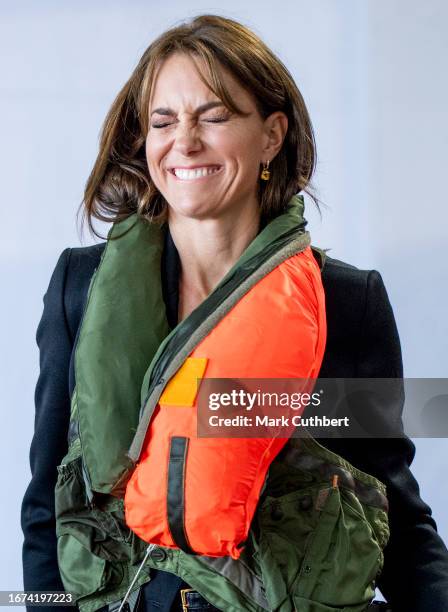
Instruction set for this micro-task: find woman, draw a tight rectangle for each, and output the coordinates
[21,14,448,612]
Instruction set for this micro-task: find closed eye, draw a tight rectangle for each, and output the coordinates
[151,115,229,129]
[204,116,228,123]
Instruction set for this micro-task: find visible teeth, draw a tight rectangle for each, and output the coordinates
[173,166,220,180]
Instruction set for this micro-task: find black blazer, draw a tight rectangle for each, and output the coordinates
[21,233,448,612]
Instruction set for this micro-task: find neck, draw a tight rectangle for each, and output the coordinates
[168,203,261,306]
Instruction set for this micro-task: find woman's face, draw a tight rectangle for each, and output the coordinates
[145,52,284,221]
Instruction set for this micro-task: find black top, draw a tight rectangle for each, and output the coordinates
[21,228,448,612]
[161,225,182,330]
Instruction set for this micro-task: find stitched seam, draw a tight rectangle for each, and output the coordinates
[354,269,375,378]
[62,247,74,345]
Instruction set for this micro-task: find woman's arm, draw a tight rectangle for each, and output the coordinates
[327,270,448,611]
[360,271,448,610]
[21,249,73,607]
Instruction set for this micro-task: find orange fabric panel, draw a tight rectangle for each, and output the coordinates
[125,246,327,558]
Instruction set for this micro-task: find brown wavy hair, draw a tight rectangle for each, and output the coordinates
[78,14,320,241]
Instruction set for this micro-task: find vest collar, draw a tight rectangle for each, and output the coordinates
[161,194,309,330]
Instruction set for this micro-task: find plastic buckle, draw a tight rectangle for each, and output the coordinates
[180,588,195,611]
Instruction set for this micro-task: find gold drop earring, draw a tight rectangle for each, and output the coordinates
[260,160,271,181]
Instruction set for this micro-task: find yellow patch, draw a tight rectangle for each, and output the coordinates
[159,357,208,407]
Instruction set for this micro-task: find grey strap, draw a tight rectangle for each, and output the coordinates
[199,555,270,610]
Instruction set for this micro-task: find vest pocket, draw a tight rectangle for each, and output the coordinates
[55,456,146,600]
[56,533,121,598]
[257,481,387,611]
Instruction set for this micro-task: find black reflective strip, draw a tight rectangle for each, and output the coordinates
[167,437,195,555]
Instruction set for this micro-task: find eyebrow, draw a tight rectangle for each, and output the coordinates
[150,101,226,117]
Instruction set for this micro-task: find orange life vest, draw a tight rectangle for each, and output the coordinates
[124,245,327,559]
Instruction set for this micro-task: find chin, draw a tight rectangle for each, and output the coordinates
[167,196,218,220]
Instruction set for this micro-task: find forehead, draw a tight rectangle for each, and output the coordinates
[149,52,251,110]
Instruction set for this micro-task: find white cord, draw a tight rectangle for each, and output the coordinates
[117,543,156,612]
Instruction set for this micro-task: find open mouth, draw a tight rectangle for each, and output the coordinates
[169,165,223,181]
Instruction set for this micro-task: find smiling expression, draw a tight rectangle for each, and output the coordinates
[145,52,276,222]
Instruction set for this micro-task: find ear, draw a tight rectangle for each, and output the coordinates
[261,111,288,161]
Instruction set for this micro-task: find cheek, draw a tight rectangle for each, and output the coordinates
[145,140,153,169]
[145,138,164,172]
[214,129,263,168]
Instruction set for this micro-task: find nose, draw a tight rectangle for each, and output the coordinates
[172,121,203,156]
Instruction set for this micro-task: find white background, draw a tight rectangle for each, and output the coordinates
[1,0,447,602]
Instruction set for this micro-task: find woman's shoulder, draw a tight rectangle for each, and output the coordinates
[315,248,363,277]
[315,248,381,296]
[63,242,106,340]
[65,243,106,294]
[68,242,106,270]
[315,249,395,338]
